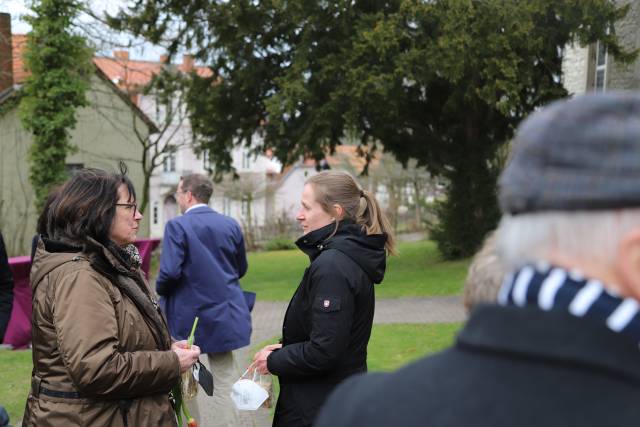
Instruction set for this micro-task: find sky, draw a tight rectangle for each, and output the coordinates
[0,0,165,61]
[1,0,30,33]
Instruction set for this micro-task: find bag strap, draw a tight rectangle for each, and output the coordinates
[239,368,251,381]
[238,367,267,384]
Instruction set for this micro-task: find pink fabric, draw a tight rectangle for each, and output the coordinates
[134,239,161,279]
[2,239,161,349]
[3,256,32,349]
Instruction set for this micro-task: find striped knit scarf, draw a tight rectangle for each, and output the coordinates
[497,263,640,343]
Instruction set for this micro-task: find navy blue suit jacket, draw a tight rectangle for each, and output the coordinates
[156,206,251,353]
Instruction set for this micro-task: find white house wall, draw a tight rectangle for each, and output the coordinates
[145,98,283,236]
[561,44,590,95]
[274,165,318,222]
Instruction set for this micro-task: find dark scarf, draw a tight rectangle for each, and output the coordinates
[86,239,171,351]
[498,264,640,345]
[107,243,144,274]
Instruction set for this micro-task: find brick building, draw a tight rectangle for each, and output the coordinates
[562,0,640,94]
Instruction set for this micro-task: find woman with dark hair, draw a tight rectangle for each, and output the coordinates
[252,171,396,427]
[23,166,200,426]
[30,186,60,261]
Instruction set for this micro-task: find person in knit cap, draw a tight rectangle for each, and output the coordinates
[315,92,640,427]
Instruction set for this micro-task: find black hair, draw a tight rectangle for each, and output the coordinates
[47,162,136,246]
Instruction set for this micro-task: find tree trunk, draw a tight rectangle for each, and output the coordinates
[140,171,151,215]
[413,180,422,230]
[431,117,501,259]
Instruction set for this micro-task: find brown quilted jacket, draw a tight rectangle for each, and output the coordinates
[22,239,180,426]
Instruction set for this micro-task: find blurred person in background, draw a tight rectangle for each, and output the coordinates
[462,231,504,313]
[316,92,640,427]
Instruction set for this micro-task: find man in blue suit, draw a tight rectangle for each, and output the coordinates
[157,173,251,426]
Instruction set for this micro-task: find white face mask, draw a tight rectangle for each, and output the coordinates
[230,371,269,411]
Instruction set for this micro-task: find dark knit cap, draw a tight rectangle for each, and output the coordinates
[499,91,640,214]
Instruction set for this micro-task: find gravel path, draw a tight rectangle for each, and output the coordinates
[199,295,467,427]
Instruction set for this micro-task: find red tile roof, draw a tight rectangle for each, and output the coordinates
[11,36,212,91]
[325,145,380,173]
[12,34,27,84]
[93,55,212,93]
[272,145,381,186]
[93,56,161,91]
[7,35,158,130]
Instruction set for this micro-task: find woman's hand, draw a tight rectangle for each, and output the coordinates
[251,344,282,375]
[172,340,201,373]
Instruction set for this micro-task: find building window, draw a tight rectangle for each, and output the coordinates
[223,197,231,216]
[594,40,607,92]
[65,163,84,177]
[241,197,250,216]
[163,152,176,172]
[153,202,159,225]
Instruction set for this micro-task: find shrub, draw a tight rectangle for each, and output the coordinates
[264,236,296,251]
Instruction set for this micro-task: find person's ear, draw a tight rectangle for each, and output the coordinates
[333,204,344,220]
[616,228,640,301]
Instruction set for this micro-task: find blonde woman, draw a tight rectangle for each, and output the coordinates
[252,171,396,427]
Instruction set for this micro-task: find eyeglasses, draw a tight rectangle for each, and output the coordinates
[173,189,189,198]
[116,203,138,217]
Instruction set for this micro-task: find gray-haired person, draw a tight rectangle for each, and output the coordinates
[462,231,504,313]
[315,92,640,427]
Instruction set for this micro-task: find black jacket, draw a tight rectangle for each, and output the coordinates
[267,221,387,427]
[0,232,14,341]
[316,304,640,427]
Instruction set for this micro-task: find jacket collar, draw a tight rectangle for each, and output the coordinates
[295,221,345,260]
[33,236,138,277]
[459,304,640,383]
[185,204,212,215]
[185,203,210,214]
[294,220,387,284]
[85,237,138,274]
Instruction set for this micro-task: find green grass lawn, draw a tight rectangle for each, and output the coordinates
[2,239,466,423]
[250,322,461,371]
[367,323,462,371]
[0,349,32,423]
[242,240,470,301]
[250,322,462,417]
[1,324,462,423]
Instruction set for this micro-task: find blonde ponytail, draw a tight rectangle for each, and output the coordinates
[306,171,397,255]
[359,190,397,255]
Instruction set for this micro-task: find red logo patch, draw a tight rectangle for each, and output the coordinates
[323,300,330,308]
